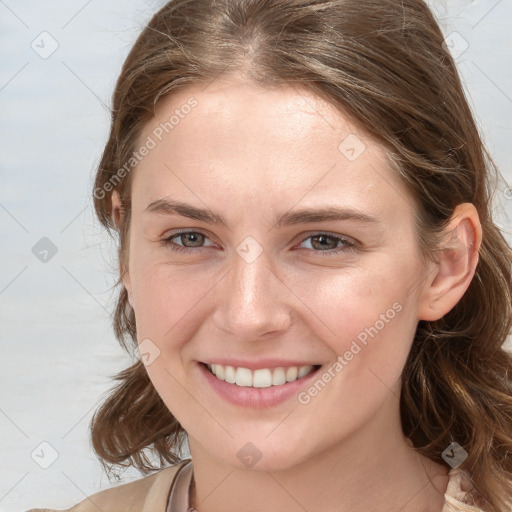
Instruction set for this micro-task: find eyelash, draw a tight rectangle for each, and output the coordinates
[160,229,358,257]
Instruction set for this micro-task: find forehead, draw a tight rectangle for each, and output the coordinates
[149,77,364,155]
[131,77,415,225]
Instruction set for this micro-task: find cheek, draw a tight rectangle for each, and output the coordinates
[128,248,226,402]
[290,259,417,348]
[288,274,418,452]
[291,260,419,403]
[131,261,216,342]
[128,257,215,419]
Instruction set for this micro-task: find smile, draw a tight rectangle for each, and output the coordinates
[206,363,318,388]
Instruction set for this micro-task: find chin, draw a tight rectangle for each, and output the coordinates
[219,438,311,473]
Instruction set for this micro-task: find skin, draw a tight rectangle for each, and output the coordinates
[112,75,482,512]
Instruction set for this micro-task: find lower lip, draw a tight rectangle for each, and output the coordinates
[197,362,322,409]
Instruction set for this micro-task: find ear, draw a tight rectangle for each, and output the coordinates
[111,190,133,305]
[417,203,482,322]
[111,189,124,230]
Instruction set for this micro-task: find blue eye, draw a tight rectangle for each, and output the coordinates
[161,230,357,256]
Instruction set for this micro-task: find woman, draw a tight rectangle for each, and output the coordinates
[28,0,512,511]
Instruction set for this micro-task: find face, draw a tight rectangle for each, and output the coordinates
[120,76,432,471]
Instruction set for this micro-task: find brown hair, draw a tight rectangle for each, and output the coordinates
[90,1,512,509]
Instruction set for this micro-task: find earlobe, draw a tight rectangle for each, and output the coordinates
[111,189,133,305]
[127,288,134,307]
[111,189,124,230]
[123,272,133,308]
[417,203,482,322]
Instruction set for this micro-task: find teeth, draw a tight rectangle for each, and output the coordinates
[285,366,298,382]
[235,367,252,386]
[225,365,236,384]
[298,366,312,378]
[253,368,272,388]
[272,367,286,386]
[207,363,316,387]
[215,364,225,381]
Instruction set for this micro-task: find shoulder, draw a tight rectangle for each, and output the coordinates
[25,459,191,512]
[443,468,485,512]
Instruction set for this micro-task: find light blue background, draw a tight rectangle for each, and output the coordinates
[1,0,511,510]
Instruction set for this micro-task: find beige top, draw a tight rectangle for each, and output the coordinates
[26,458,484,512]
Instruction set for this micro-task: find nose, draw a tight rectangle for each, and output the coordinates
[212,247,292,341]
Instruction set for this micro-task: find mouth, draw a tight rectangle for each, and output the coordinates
[203,362,320,388]
[198,361,323,408]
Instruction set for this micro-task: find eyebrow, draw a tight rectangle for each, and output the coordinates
[145,198,380,227]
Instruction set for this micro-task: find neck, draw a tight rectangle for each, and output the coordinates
[187,394,449,512]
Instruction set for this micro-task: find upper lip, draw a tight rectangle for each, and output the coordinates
[200,359,322,371]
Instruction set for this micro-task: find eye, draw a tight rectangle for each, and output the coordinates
[297,233,357,255]
[161,230,358,256]
[161,230,215,254]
